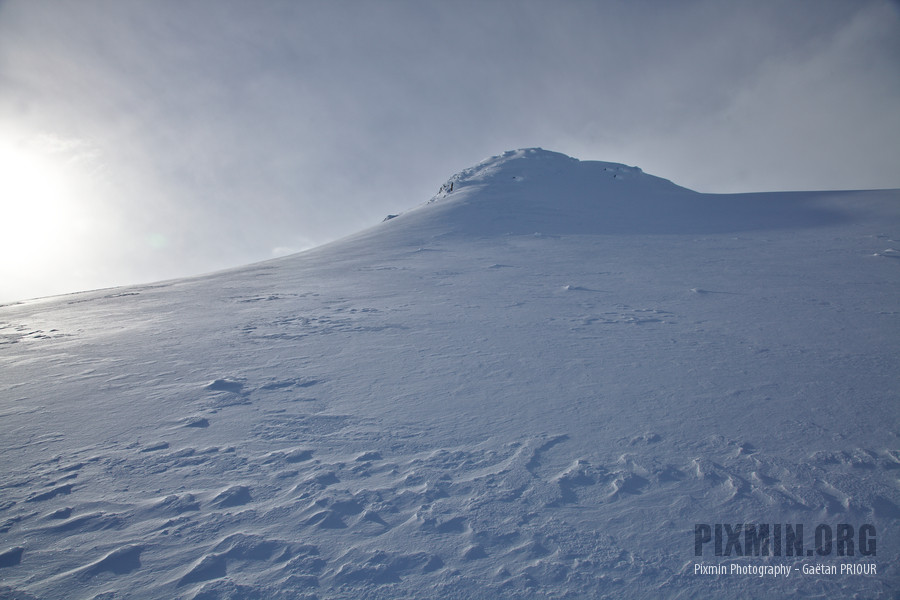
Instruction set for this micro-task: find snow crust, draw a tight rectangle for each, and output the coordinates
[1,149,899,599]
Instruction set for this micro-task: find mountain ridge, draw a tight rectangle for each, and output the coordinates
[342,148,855,246]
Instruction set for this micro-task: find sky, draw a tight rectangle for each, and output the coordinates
[1,0,899,303]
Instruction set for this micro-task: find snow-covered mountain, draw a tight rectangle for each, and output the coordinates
[1,148,898,599]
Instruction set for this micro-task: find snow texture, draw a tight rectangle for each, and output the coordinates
[1,148,898,598]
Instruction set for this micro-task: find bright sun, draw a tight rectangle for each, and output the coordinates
[0,138,84,268]
[0,134,106,301]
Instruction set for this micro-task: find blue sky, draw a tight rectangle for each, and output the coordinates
[1,0,898,302]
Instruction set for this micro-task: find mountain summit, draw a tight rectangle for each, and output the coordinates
[430,148,689,201]
[370,149,845,239]
[0,151,898,599]
[383,148,694,238]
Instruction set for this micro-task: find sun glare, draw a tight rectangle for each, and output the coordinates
[0,134,104,301]
[0,138,86,265]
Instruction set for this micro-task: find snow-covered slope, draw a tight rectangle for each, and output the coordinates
[1,149,898,599]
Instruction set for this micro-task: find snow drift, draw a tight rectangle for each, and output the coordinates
[1,148,898,599]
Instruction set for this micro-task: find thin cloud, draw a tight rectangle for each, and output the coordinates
[0,0,898,301]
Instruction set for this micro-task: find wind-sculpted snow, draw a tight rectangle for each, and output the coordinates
[0,150,898,598]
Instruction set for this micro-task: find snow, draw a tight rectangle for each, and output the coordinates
[1,148,898,598]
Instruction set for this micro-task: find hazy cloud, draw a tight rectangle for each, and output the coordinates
[1,0,898,301]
